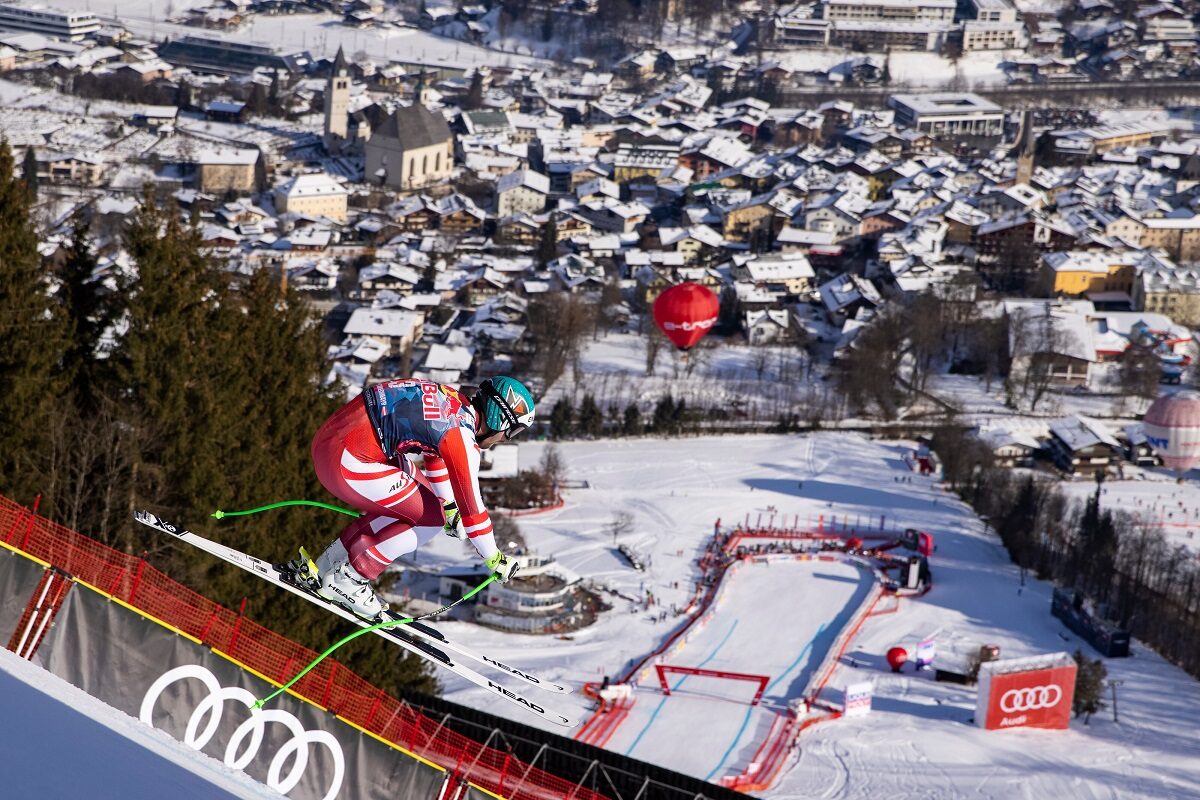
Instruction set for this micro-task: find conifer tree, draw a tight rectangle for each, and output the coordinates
[622,403,642,436]
[115,193,436,694]
[536,216,558,266]
[577,394,602,438]
[56,213,111,411]
[115,189,229,520]
[201,268,435,692]
[21,147,38,201]
[464,70,484,111]
[268,72,281,110]
[652,393,676,434]
[1072,649,1107,722]
[0,140,66,501]
[39,213,137,541]
[549,397,574,439]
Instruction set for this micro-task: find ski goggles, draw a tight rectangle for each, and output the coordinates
[479,380,532,440]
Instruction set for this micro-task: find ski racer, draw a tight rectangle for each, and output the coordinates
[300,377,536,619]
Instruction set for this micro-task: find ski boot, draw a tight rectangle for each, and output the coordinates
[287,539,387,620]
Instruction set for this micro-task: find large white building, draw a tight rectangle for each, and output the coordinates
[0,3,99,42]
[821,0,955,23]
[274,173,348,223]
[496,169,550,217]
[967,0,1017,23]
[962,0,1025,50]
[889,92,1005,137]
[962,19,1027,50]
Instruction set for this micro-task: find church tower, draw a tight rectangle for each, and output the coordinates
[323,47,350,153]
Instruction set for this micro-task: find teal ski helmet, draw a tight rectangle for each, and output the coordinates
[478,376,536,439]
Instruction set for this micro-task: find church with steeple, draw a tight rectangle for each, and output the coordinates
[321,48,454,190]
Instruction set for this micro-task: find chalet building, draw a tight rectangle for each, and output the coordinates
[1122,425,1160,468]
[1046,415,1121,477]
[980,428,1039,468]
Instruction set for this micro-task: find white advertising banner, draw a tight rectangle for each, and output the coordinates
[844,681,873,718]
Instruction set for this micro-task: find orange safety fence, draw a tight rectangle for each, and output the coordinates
[0,495,606,800]
[500,497,566,518]
[574,683,634,749]
[715,539,898,794]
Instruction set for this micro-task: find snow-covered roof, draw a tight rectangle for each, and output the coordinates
[819,273,882,314]
[1005,300,1096,363]
[423,343,473,372]
[740,252,815,282]
[343,307,421,339]
[195,148,258,166]
[1049,415,1120,452]
[980,428,1041,452]
[276,173,347,198]
[497,169,550,195]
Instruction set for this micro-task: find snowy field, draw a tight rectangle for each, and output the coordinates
[401,432,1200,798]
[926,368,1171,423]
[1059,473,1200,557]
[0,646,279,800]
[773,48,1017,89]
[58,0,549,70]
[540,329,825,425]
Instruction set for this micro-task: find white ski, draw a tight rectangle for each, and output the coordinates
[134,510,575,727]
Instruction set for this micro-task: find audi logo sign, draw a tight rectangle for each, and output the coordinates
[999,685,1062,714]
[140,665,346,800]
[975,654,1077,731]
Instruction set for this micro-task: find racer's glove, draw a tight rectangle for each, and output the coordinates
[442,500,466,541]
[485,551,520,583]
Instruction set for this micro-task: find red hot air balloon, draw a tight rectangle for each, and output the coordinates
[1142,391,1200,474]
[652,282,719,351]
[886,647,908,673]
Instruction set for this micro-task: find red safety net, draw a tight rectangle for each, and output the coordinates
[0,495,605,800]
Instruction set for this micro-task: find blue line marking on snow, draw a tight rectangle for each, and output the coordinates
[623,620,739,756]
[703,622,828,781]
[705,704,755,781]
[766,622,827,694]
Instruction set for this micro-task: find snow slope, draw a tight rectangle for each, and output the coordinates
[0,646,281,800]
[5,431,1199,798]
[603,559,873,781]
[403,433,1200,798]
[1060,473,1200,556]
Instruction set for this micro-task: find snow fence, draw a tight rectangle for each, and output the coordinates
[0,494,605,800]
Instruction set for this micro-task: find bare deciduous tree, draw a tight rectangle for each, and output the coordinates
[643,316,665,377]
[1007,305,1069,412]
[1118,345,1160,414]
[523,294,594,391]
[38,390,158,553]
[539,443,565,487]
[836,310,909,419]
[609,510,633,543]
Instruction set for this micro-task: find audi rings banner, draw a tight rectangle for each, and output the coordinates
[31,583,448,800]
[974,652,1077,731]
